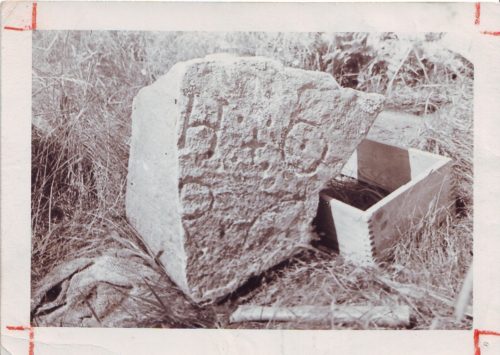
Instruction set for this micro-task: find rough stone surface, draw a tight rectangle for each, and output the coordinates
[126,54,384,303]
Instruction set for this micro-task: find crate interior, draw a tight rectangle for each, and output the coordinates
[341,139,446,193]
[313,139,447,251]
[321,176,391,211]
[312,177,390,251]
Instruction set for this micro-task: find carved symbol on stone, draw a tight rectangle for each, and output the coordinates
[180,183,214,219]
[284,122,328,174]
[185,125,216,158]
[241,127,266,163]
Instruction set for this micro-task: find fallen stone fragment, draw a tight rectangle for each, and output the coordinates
[229,304,411,327]
[31,249,208,327]
[126,54,384,303]
[367,110,429,147]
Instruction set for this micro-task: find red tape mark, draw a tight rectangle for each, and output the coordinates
[6,326,34,355]
[474,329,500,355]
[481,31,500,36]
[3,26,27,31]
[32,2,37,30]
[475,3,481,25]
[3,1,37,31]
[475,2,500,36]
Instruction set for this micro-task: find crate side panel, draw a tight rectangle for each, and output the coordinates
[316,193,339,250]
[368,162,454,259]
[408,148,449,179]
[329,200,375,265]
[356,139,412,192]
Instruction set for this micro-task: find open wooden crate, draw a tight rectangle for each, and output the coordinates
[317,139,454,265]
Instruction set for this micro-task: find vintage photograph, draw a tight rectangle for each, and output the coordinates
[31,31,473,329]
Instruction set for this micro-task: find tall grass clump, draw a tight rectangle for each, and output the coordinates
[32,31,152,284]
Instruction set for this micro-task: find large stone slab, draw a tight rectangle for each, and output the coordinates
[126,54,384,303]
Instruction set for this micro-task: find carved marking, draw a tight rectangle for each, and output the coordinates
[179,181,214,220]
[242,127,266,163]
[178,95,195,149]
[279,86,317,159]
[210,99,228,152]
[302,143,328,174]
[284,121,328,174]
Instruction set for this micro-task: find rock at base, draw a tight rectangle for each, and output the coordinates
[126,54,384,303]
[31,248,209,327]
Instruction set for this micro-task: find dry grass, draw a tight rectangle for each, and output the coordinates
[232,207,472,330]
[322,177,390,211]
[32,31,149,285]
[32,31,473,329]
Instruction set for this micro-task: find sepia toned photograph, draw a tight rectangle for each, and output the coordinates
[30,31,473,330]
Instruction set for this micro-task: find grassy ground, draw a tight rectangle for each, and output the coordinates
[32,31,473,329]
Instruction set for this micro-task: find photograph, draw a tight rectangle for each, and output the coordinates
[30,30,474,330]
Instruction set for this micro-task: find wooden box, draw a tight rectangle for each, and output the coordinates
[317,139,454,265]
